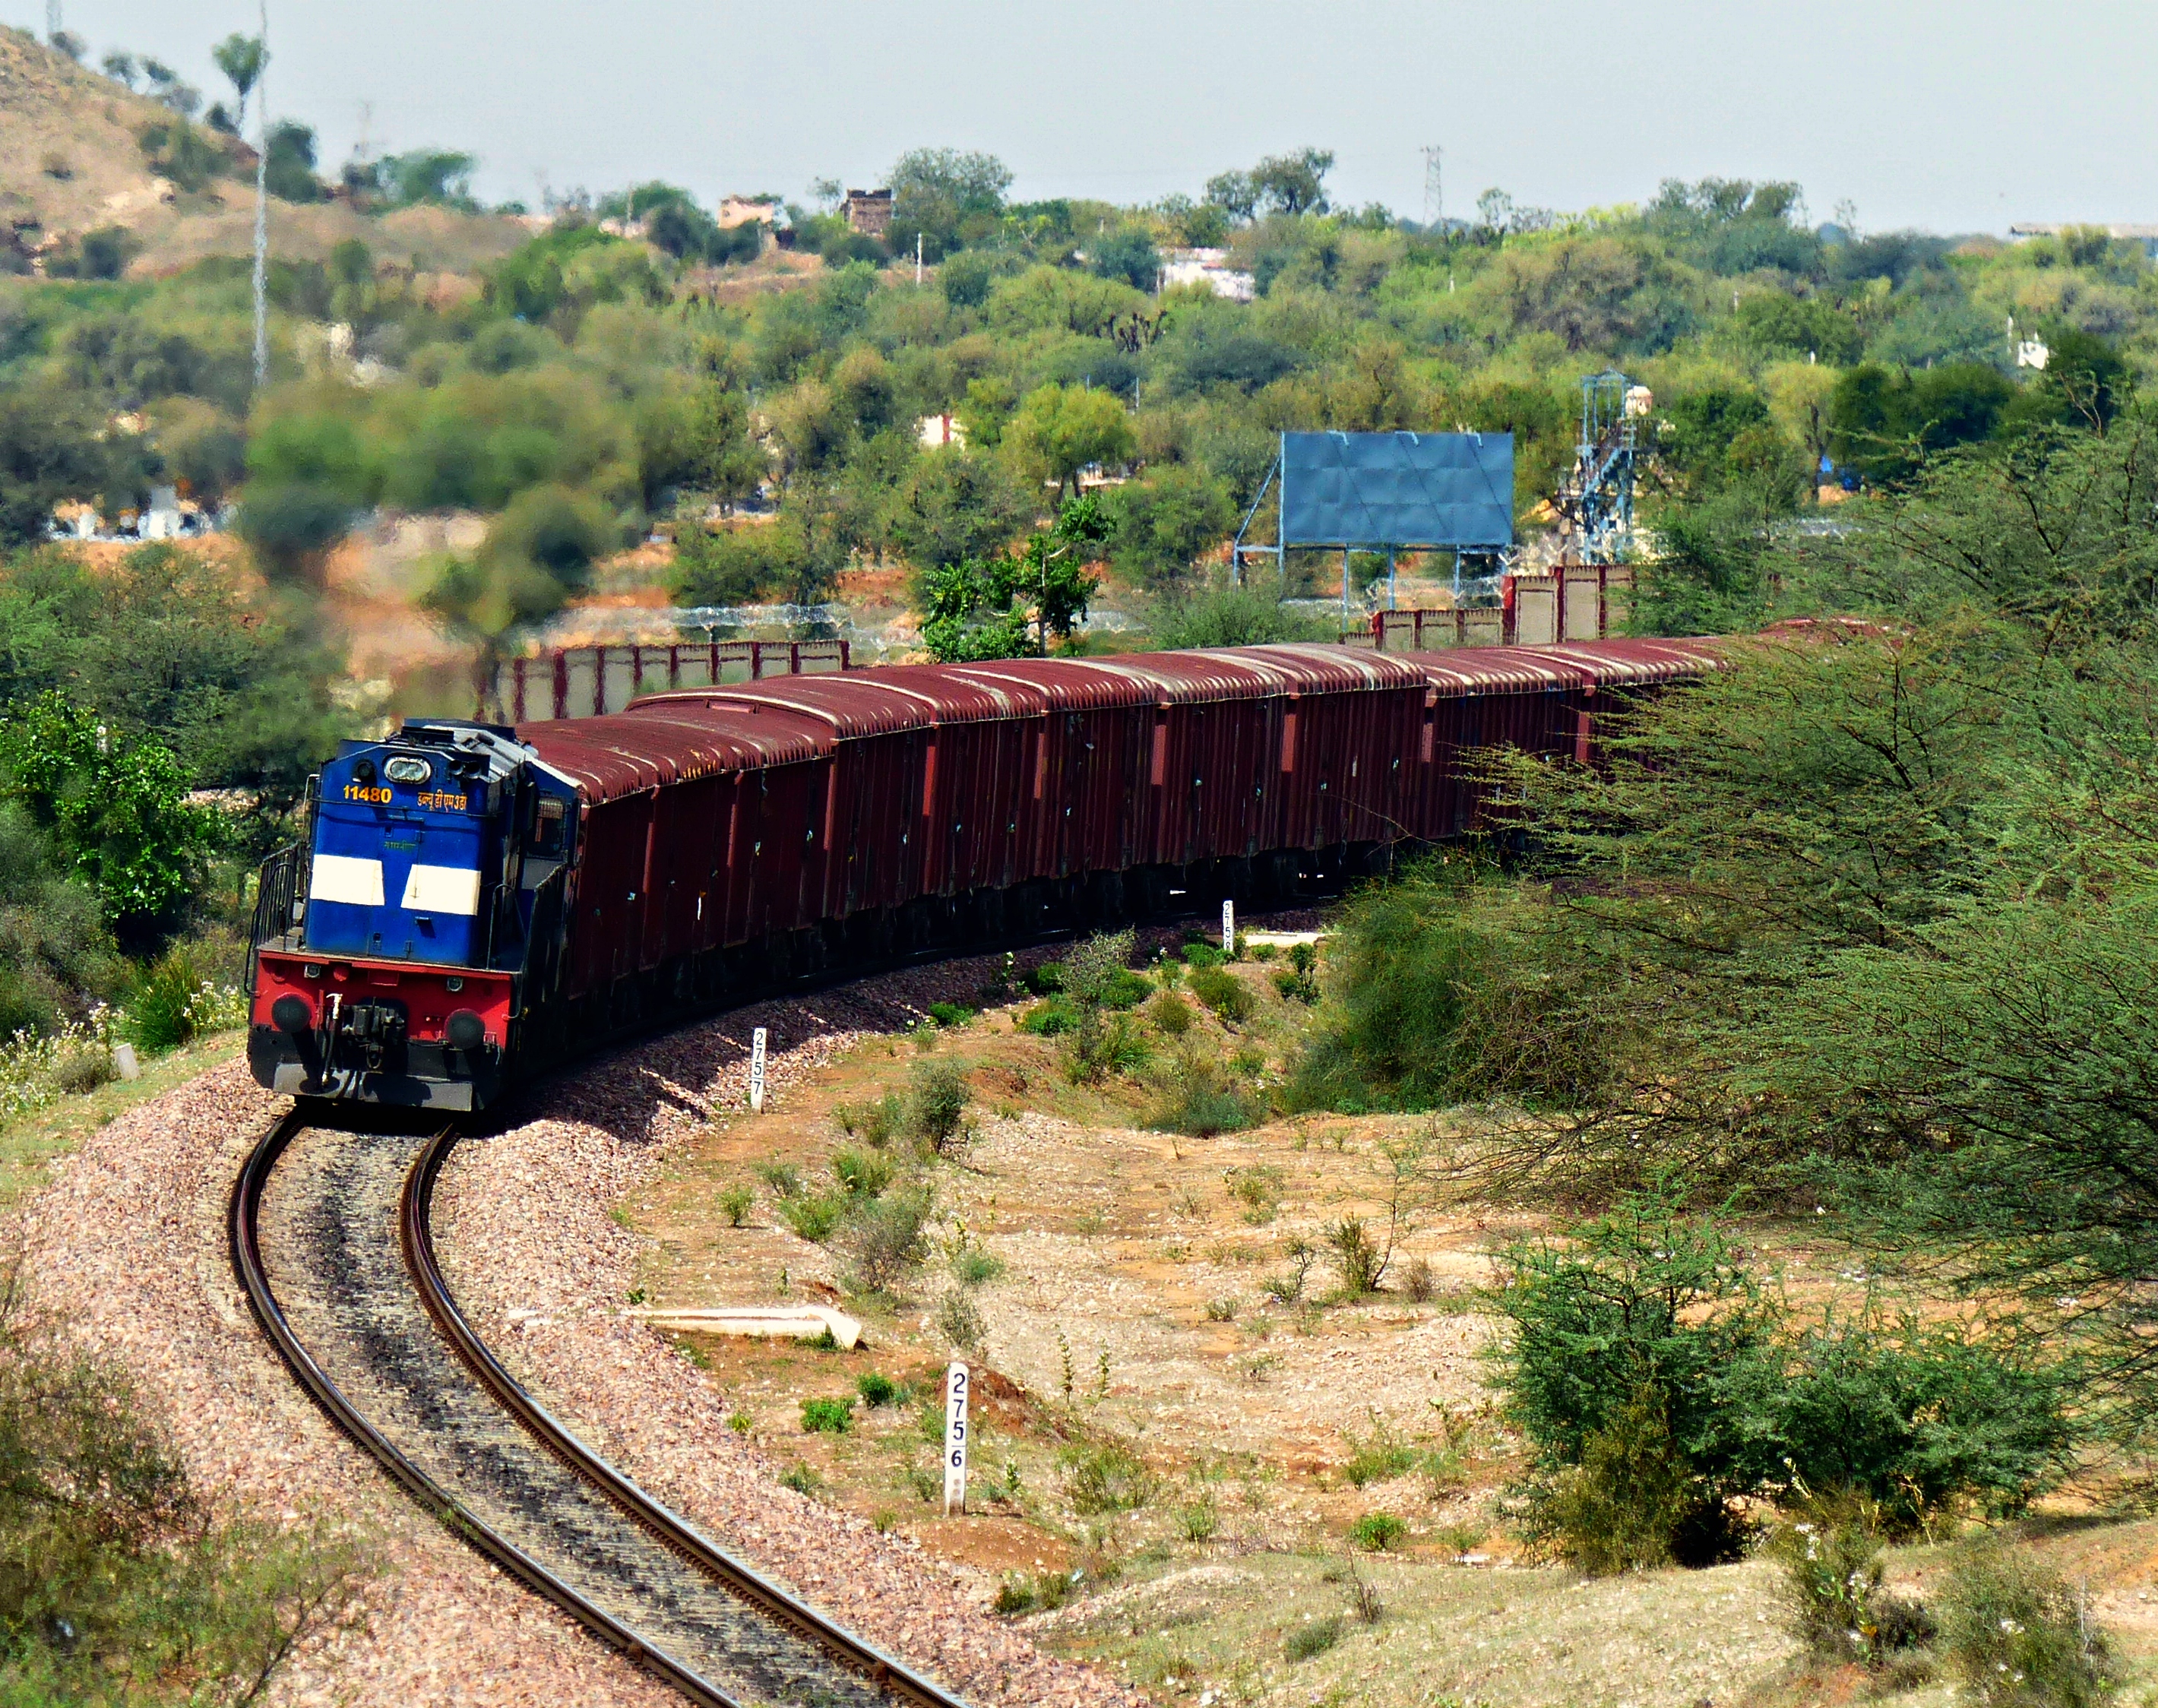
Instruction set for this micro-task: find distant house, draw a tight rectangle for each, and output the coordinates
[718,196,778,230]
[2010,222,2158,258]
[917,414,966,450]
[142,485,183,540]
[843,188,894,238]
[1161,247,1256,302]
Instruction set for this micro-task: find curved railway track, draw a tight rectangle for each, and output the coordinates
[230,1111,966,1708]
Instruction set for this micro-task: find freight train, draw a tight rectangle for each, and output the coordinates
[245,638,1718,1111]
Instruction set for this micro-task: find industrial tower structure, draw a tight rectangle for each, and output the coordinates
[1555,369,1650,564]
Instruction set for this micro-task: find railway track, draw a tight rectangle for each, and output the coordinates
[229,1110,966,1708]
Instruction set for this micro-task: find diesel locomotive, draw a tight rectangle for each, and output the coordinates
[245,638,1717,1111]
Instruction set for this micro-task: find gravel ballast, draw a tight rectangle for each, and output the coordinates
[19,949,1144,1706]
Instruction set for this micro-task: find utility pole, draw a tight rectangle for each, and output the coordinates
[1422,145,1443,232]
[45,1,59,42]
[251,0,269,391]
[916,231,923,286]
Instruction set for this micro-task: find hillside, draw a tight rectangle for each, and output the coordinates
[0,27,200,240]
[0,27,531,276]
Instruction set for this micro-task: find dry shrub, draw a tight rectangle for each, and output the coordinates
[1938,1537,2118,1707]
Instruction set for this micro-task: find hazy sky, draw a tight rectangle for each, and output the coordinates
[26,0,2158,233]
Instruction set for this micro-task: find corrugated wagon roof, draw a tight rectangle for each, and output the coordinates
[627,664,1037,735]
[522,707,827,803]
[1513,637,1730,687]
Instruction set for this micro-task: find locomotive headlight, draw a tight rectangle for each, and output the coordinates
[384,755,433,785]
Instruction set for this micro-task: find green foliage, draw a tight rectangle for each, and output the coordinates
[856,1372,899,1407]
[0,389,131,549]
[993,1569,1076,1615]
[1492,1191,2071,1570]
[935,1286,986,1352]
[717,1184,754,1227]
[0,694,215,935]
[887,148,1011,261]
[1287,855,1584,1115]
[122,947,238,1050]
[1349,1512,1406,1552]
[486,226,660,323]
[831,1145,894,1199]
[1283,1615,1343,1661]
[800,1396,854,1434]
[1830,361,2015,484]
[926,1000,975,1028]
[905,1058,972,1155]
[1937,1539,2118,1707]
[1006,383,1135,498]
[0,1261,373,1698]
[264,120,327,202]
[136,117,229,193]
[1017,998,1076,1036]
[843,1183,933,1293]
[919,498,1106,662]
[1147,991,1193,1036]
[1338,1417,1420,1488]
[1185,966,1251,1024]
[886,449,1028,571]
[0,547,327,814]
[1147,1046,1259,1136]
[1726,1310,2073,1535]
[1153,585,1331,650]
[778,1191,846,1243]
[1537,1384,1730,1573]
[423,483,615,649]
[1061,1442,1153,1513]
[1767,1495,1935,1668]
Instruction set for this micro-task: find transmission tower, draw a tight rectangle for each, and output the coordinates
[46,0,59,40]
[1421,145,1443,232]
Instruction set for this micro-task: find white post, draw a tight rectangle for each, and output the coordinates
[942,1361,970,1515]
[748,1026,767,1114]
[1221,899,1236,956]
[916,231,924,286]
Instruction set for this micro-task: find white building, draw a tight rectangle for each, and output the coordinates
[1161,247,1256,302]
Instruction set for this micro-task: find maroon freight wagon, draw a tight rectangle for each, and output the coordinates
[246,640,1720,1110]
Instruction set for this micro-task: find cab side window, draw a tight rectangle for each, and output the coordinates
[530,795,566,856]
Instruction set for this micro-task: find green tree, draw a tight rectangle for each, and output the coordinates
[1087,229,1161,292]
[919,498,1106,660]
[423,486,615,696]
[264,120,326,202]
[0,693,217,935]
[1006,383,1135,499]
[379,150,479,210]
[1249,147,1335,217]
[210,32,264,135]
[886,448,1029,570]
[1105,465,1233,589]
[683,381,766,509]
[0,545,337,817]
[887,147,1011,261]
[1829,362,2016,483]
[0,389,125,549]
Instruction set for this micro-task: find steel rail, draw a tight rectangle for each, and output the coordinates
[400,1128,955,1708]
[229,1113,964,1708]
